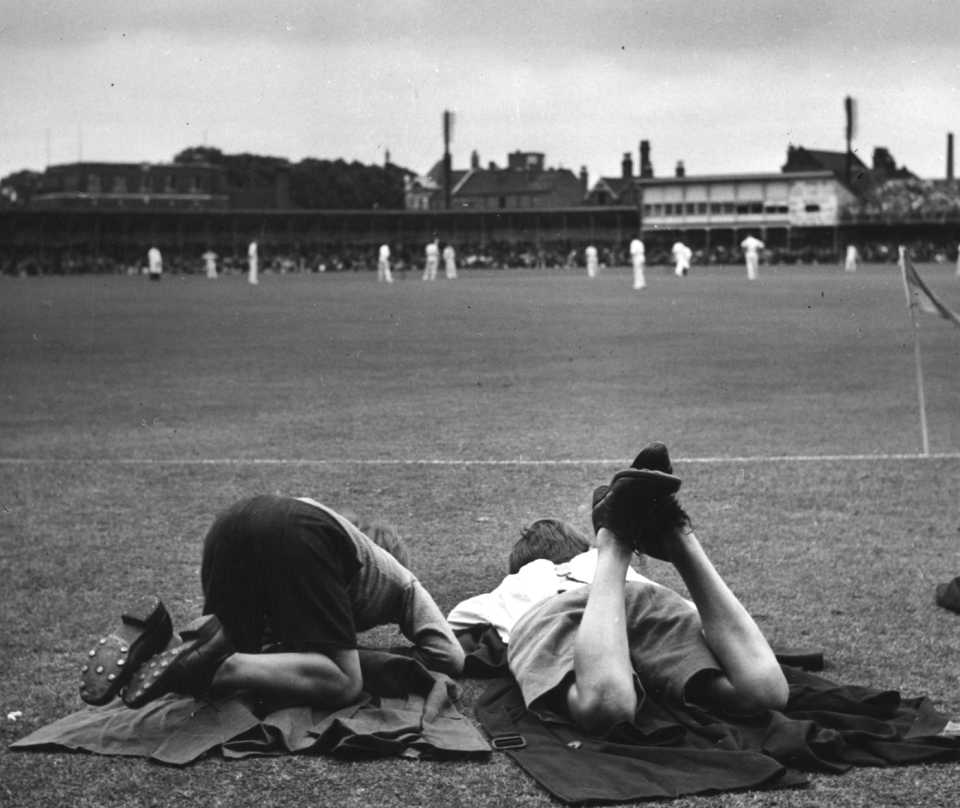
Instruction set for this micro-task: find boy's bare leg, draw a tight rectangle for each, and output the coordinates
[668,530,788,712]
[212,647,363,708]
[566,526,638,733]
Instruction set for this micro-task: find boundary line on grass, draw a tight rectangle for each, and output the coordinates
[1,452,959,466]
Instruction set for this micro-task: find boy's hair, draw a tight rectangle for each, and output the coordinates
[508,518,591,574]
[358,519,412,570]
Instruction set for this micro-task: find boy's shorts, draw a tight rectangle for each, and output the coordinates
[507,581,721,719]
[201,495,361,653]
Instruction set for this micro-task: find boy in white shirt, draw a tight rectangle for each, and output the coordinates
[450,442,787,735]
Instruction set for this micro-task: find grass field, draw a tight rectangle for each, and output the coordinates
[1,262,959,807]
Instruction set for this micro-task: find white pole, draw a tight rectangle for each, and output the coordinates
[911,311,931,457]
[898,246,931,456]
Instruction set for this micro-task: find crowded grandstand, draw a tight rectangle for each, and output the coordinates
[2,139,959,276]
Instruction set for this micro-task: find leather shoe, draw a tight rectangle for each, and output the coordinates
[80,596,173,706]
[592,442,690,560]
[123,614,234,708]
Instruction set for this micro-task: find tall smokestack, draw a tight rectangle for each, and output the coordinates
[639,140,653,178]
[844,95,857,186]
[443,110,455,209]
[948,132,955,182]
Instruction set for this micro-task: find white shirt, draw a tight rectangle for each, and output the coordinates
[630,239,645,259]
[248,242,258,259]
[379,244,390,262]
[426,242,439,259]
[741,236,764,255]
[446,549,651,644]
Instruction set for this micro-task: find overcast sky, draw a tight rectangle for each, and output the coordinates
[2,1,958,184]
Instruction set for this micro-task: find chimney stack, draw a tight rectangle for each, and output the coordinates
[621,152,633,179]
[948,132,955,182]
[639,140,653,178]
[579,166,589,192]
[675,160,685,178]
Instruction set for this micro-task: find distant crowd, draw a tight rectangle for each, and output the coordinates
[2,237,959,277]
[845,179,960,221]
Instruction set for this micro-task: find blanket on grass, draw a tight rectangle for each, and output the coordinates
[459,625,960,804]
[10,650,491,766]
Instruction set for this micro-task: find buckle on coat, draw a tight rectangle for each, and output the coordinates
[490,733,527,750]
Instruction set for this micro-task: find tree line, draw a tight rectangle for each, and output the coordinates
[0,146,414,210]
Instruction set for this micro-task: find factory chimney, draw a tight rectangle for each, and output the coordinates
[639,140,653,178]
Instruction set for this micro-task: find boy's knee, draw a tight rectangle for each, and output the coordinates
[697,667,789,714]
[306,651,364,708]
[746,669,789,712]
[734,659,790,713]
[341,672,364,705]
[323,667,363,707]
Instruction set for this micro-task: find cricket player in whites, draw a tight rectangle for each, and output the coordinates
[147,246,163,281]
[672,241,692,277]
[630,237,646,290]
[377,243,393,283]
[844,244,860,272]
[203,249,218,279]
[740,234,764,280]
[585,245,599,278]
[423,239,440,281]
[248,241,259,285]
[443,243,458,279]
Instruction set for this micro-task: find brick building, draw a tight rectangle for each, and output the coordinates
[406,151,587,210]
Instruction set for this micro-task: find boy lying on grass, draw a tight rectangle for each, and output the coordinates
[449,442,788,735]
[79,495,464,710]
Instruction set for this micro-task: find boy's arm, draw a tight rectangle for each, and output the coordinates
[400,579,465,677]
